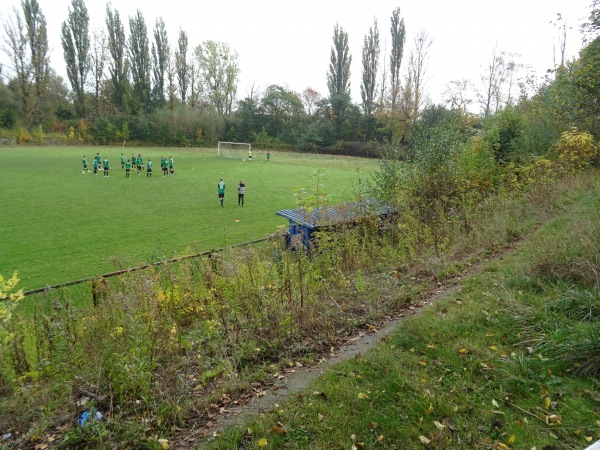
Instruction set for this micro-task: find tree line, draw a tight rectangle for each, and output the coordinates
[0,0,599,156]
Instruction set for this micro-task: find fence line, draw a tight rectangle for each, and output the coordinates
[23,236,273,296]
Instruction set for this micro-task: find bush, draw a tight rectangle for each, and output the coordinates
[553,128,599,174]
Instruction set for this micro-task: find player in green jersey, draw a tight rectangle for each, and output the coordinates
[146,159,153,177]
[266,151,271,162]
[169,156,174,175]
[125,159,131,178]
[82,156,89,173]
[120,153,125,169]
[92,158,98,175]
[103,157,109,177]
[161,157,167,176]
[218,178,226,207]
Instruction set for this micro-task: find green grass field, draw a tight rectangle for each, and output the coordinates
[0,146,377,291]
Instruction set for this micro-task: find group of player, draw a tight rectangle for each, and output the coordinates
[82,152,174,178]
[247,149,271,162]
[215,149,271,207]
[217,178,246,207]
[81,153,110,176]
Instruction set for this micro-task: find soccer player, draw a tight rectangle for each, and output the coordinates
[125,158,131,178]
[169,156,174,175]
[103,156,109,177]
[120,153,125,169]
[218,178,226,207]
[146,159,153,177]
[95,153,101,172]
[92,158,98,175]
[247,149,253,161]
[82,156,89,173]
[161,157,168,176]
[266,151,271,162]
[237,180,245,206]
[137,154,143,175]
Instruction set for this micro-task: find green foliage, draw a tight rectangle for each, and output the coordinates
[365,145,406,206]
[569,34,600,130]
[326,24,351,101]
[61,0,90,118]
[260,85,305,139]
[517,87,563,156]
[0,272,24,332]
[482,107,525,163]
[360,18,380,123]
[552,128,599,174]
[14,127,31,143]
[407,105,463,224]
[194,40,240,115]
[0,81,19,129]
[297,123,324,152]
[128,9,152,114]
[89,117,116,144]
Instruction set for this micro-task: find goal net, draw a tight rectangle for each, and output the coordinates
[217,141,252,158]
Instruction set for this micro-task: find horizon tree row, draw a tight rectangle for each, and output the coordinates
[1,0,588,149]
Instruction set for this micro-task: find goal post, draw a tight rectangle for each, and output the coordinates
[217,141,251,158]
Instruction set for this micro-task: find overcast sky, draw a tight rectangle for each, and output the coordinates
[0,0,593,107]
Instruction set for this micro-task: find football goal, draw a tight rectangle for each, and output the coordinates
[217,141,252,158]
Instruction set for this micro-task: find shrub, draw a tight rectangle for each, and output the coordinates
[553,128,599,174]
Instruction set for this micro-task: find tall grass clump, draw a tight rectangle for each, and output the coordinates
[500,188,600,379]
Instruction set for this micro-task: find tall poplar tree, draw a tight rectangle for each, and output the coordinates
[23,0,49,126]
[61,0,90,117]
[360,18,380,123]
[326,23,351,101]
[188,58,199,109]
[389,7,406,111]
[165,52,177,109]
[105,4,129,113]
[151,17,169,108]
[406,30,432,120]
[89,28,107,118]
[326,23,352,136]
[175,29,188,104]
[128,9,151,113]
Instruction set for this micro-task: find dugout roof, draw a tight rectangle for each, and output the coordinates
[275,199,394,230]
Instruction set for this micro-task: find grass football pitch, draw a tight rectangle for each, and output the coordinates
[1,146,377,291]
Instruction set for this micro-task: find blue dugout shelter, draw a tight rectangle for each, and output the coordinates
[276,200,395,249]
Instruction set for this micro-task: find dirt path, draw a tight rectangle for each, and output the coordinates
[177,250,511,448]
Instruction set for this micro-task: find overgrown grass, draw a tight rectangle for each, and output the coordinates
[204,174,600,450]
[0,173,598,449]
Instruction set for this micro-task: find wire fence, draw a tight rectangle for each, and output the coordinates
[22,236,273,297]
